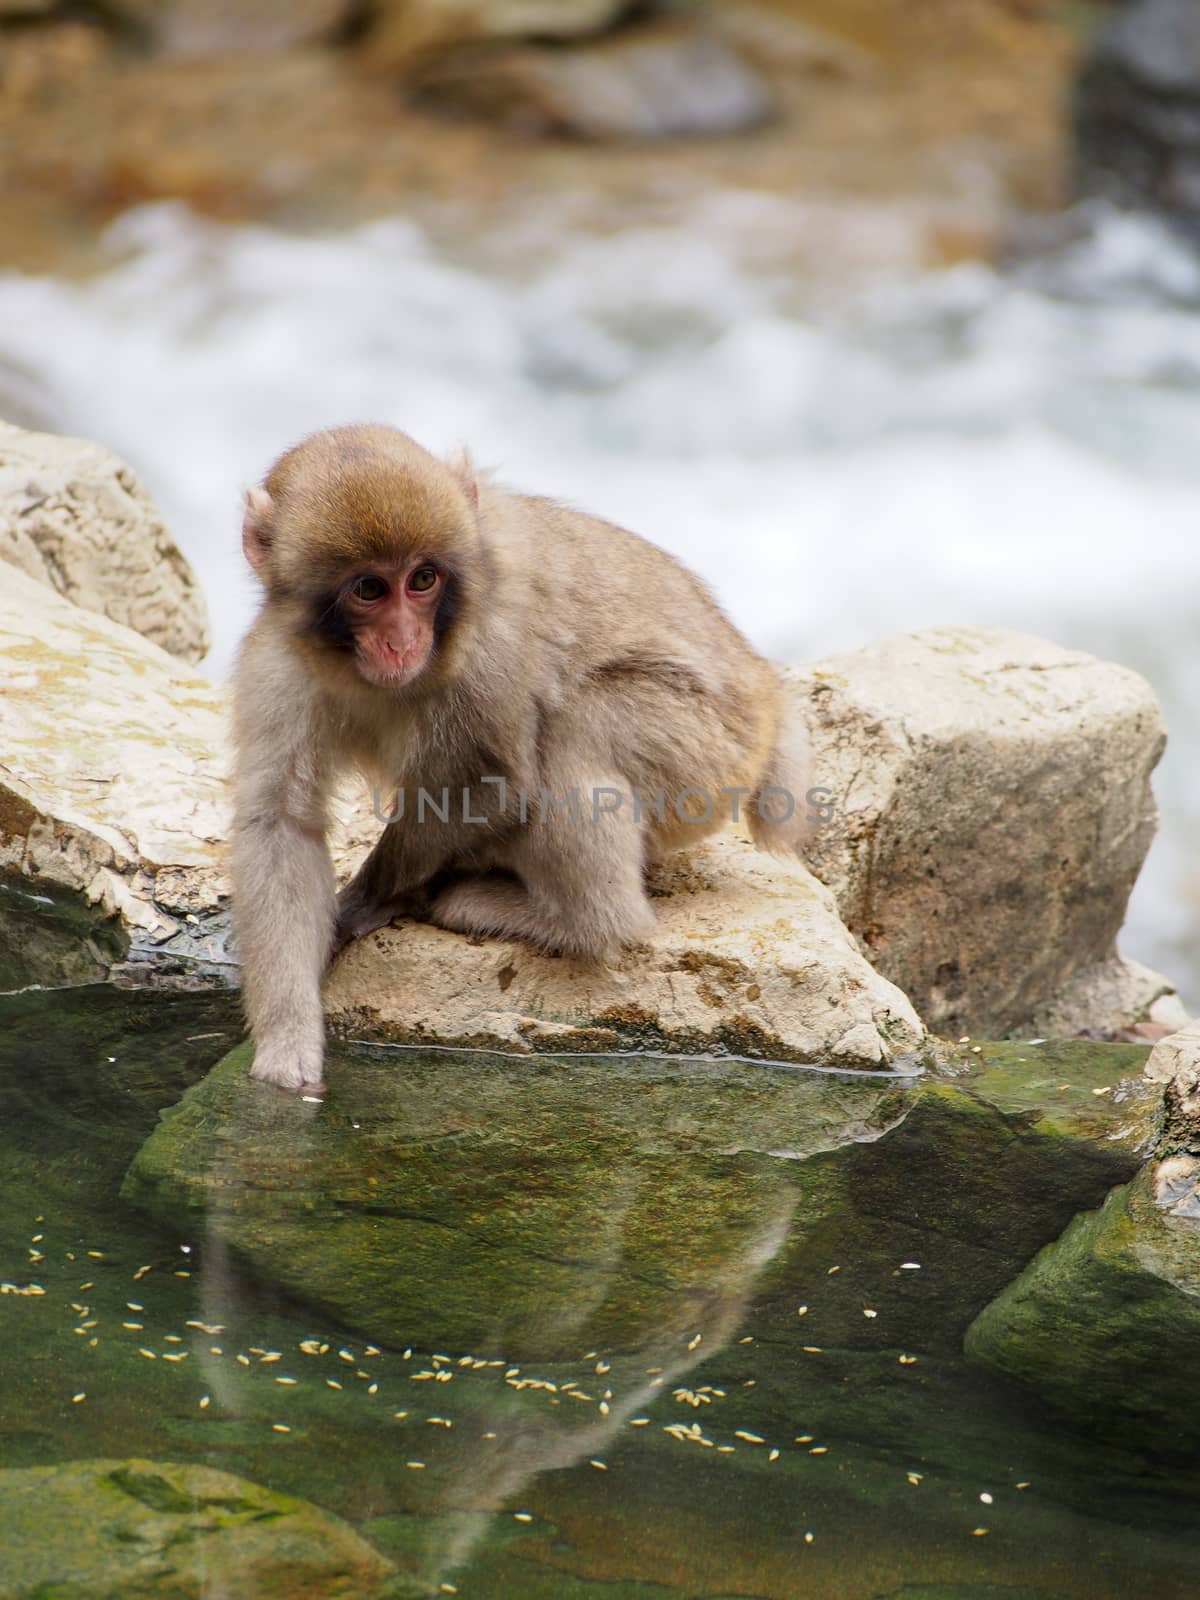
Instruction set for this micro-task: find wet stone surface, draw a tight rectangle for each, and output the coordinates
[0,986,1196,1599]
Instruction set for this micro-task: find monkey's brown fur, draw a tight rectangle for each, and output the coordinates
[232,424,807,1089]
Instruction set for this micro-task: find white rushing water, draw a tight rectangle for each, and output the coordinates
[1,199,1198,1002]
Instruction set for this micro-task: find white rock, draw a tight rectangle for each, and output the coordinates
[0,421,209,664]
[788,626,1176,1038]
[0,564,228,947]
[323,832,925,1067]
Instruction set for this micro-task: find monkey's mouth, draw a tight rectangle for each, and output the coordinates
[356,645,429,688]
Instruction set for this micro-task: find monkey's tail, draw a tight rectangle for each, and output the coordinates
[747,715,811,856]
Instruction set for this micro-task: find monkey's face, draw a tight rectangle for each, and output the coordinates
[321,558,451,689]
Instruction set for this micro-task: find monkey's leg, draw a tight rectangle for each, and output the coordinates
[333,824,446,955]
[432,775,655,960]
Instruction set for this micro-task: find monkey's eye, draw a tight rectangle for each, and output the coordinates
[351,576,388,603]
[407,565,439,594]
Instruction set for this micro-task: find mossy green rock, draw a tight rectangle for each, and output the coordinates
[0,1457,397,1599]
[965,1159,1200,1453]
[121,1037,1157,1362]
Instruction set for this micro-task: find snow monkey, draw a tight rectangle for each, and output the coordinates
[232,425,808,1089]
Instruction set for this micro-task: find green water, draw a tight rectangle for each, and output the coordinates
[1,986,1196,1599]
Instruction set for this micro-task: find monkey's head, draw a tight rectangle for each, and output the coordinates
[243,425,483,691]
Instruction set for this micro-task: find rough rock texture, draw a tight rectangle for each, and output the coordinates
[0,561,229,962]
[1074,0,1200,226]
[0,1458,396,1599]
[410,18,773,139]
[324,831,924,1067]
[788,626,1175,1039]
[0,421,209,664]
[964,1156,1200,1456]
[1145,1018,1200,1146]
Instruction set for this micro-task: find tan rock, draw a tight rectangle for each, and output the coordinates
[363,0,630,68]
[0,421,209,664]
[323,830,925,1067]
[789,626,1175,1038]
[0,563,228,950]
[1145,1020,1200,1144]
[410,16,772,138]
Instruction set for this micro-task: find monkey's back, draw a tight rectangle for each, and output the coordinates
[483,486,782,851]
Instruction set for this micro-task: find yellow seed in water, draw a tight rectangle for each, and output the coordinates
[972,1528,989,1537]
[200,1396,210,1409]
[276,1377,298,1385]
[899,1355,918,1365]
[272,1424,290,1434]
[138,1349,156,1360]
[326,1380,343,1390]
[406,1461,425,1470]
[589,1459,607,1470]
[514,1512,534,1523]
[795,1435,814,1444]
[810,1446,828,1455]
[72,1393,86,1404]
[393,1411,408,1419]
[127,1303,143,1312]
[863,1309,878,1319]
[797,1306,808,1317]
[440,1587,458,1595]
[599,1402,610,1416]
[368,1383,378,1395]
[1015,1481,1031,1490]
[827,1265,840,1275]
[734,1431,764,1444]
[980,1492,993,1504]
[768,1449,780,1462]
[87,1251,104,1260]
[803,1347,823,1354]
[629,1418,650,1427]
[687,1334,702,1350]
[804,1532,814,1544]
[236,1355,250,1367]
[907,1472,923,1485]
[122,1322,143,1331]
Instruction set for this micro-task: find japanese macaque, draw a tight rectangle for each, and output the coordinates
[231,425,808,1090]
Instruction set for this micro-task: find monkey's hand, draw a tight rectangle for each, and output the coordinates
[249,1027,326,1094]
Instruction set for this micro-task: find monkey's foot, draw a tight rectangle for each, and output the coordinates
[249,1033,326,1094]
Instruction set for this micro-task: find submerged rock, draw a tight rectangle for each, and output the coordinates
[324,831,924,1066]
[965,1156,1200,1455]
[122,1036,1152,1361]
[0,1457,396,1599]
[0,421,209,665]
[790,626,1180,1039]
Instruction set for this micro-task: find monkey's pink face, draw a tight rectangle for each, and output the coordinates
[339,559,447,688]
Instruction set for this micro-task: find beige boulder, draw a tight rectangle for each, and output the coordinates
[0,420,209,664]
[323,831,925,1066]
[0,562,228,955]
[789,626,1177,1038]
[363,0,632,67]
[1145,1020,1200,1145]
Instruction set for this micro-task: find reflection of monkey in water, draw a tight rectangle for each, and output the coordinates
[231,425,808,1089]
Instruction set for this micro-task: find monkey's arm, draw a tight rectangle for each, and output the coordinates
[231,636,337,1091]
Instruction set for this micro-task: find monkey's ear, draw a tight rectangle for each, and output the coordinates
[242,487,275,573]
[448,449,479,512]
